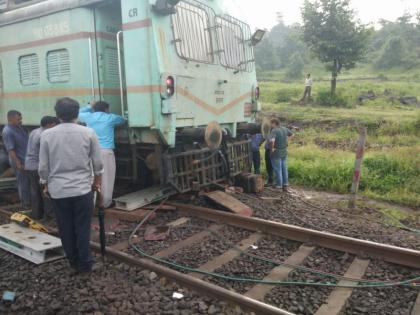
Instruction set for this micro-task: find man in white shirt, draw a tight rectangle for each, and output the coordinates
[302,73,313,102]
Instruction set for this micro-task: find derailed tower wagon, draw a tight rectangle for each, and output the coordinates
[0,0,265,197]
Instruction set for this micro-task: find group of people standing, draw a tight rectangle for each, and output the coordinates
[250,118,294,191]
[1,97,125,274]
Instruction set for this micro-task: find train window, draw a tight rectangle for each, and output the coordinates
[171,1,214,63]
[105,47,119,85]
[47,49,70,83]
[19,54,40,86]
[215,15,255,72]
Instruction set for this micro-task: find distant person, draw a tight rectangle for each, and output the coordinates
[79,101,126,208]
[264,133,274,186]
[250,133,264,174]
[25,116,59,220]
[39,98,103,274]
[2,110,30,209]
[301,73,313,102]
[269,119,294,191]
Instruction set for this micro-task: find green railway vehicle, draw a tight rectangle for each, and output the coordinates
[0,0,265,193]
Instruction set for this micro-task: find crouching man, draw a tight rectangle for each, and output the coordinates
[39,98,103,273]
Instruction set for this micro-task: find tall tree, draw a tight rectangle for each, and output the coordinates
[301,0,371,95]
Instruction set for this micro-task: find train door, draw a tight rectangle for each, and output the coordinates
[93,1,124,115]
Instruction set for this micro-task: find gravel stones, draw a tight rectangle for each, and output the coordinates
[207,236,301,294]
[0,250,253,315]
[344,259,420,315]
[265,247,354,315]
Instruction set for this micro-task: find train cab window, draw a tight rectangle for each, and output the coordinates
[215,16,247,71]
[171,1,214,63]
[47,49,70,83]
[19,54,40,86]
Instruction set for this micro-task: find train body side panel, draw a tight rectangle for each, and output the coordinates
[0,8,100,126]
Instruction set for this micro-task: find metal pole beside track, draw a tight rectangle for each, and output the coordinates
[349,127,367,209]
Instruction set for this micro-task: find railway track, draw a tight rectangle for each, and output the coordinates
[1,203,420,315]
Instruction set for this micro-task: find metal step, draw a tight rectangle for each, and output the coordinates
[114,185,177,211]
[0,223,64,264]
[0,177,16,190]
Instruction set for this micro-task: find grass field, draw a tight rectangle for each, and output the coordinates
[259,76,420,208]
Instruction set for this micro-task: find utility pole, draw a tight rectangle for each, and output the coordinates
[349,127,367,209]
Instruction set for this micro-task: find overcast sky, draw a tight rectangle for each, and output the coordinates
[223,0,420,30]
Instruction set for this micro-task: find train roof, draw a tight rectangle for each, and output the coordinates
[0,0,107,26]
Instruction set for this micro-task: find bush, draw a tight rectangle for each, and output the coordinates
[315,90,350,107]
[276,87,302,103]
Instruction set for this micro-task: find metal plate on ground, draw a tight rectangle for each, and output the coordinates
[0,223,64,264]
[114,185,177,211]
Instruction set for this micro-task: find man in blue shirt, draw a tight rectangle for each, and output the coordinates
[79,101,126,208]
[2,110,30,208]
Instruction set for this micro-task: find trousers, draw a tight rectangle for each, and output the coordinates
[27,170,54,220]
[100,149,116,208]
[252,150,261,174]
[53,192,94,272]
[10,161,30,208]
[270,157,289,187]
[265,149,273,183]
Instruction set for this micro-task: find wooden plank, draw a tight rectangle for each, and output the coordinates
[204,190,253,217]
[192,232,264,280]
[245,245,315,300]
[412,291,420,315]
[315,258,370,315]
[154,224,222,258]
[105,209,156,222]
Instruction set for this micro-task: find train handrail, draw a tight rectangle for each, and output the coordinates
[116,30,125,117]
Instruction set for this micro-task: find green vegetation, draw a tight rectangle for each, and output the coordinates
[255,1,420,208]
[301,0,371,95]
[260,80,420,208]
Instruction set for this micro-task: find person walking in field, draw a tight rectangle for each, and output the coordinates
[25,116,59,220]
[79,101,126,209]
[269,118,294,191]
[301,73,313,103]
[39,98,103,274]
[2,110,30,209]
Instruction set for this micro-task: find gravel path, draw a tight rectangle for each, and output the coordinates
[126,217,212,256]
[167,225,253,271]
[265,247,354,315]
[207,236,301,294]
[0,250,253,315]
[344,260,420,315]
[232,188,420,249]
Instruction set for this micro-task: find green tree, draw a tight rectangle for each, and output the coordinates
[286,53,305,78]
[301,0,371,95]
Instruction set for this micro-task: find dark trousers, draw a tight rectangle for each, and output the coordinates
[10,162,30,208]
[27,170,54,220]
[53,192,94,272]
[265,149,273,183]
[252,151,261,174]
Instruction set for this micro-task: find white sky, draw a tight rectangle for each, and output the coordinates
[223,0,420,30]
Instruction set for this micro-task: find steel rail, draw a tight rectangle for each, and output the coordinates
[169,202,420,269]
[90,242,293,315]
